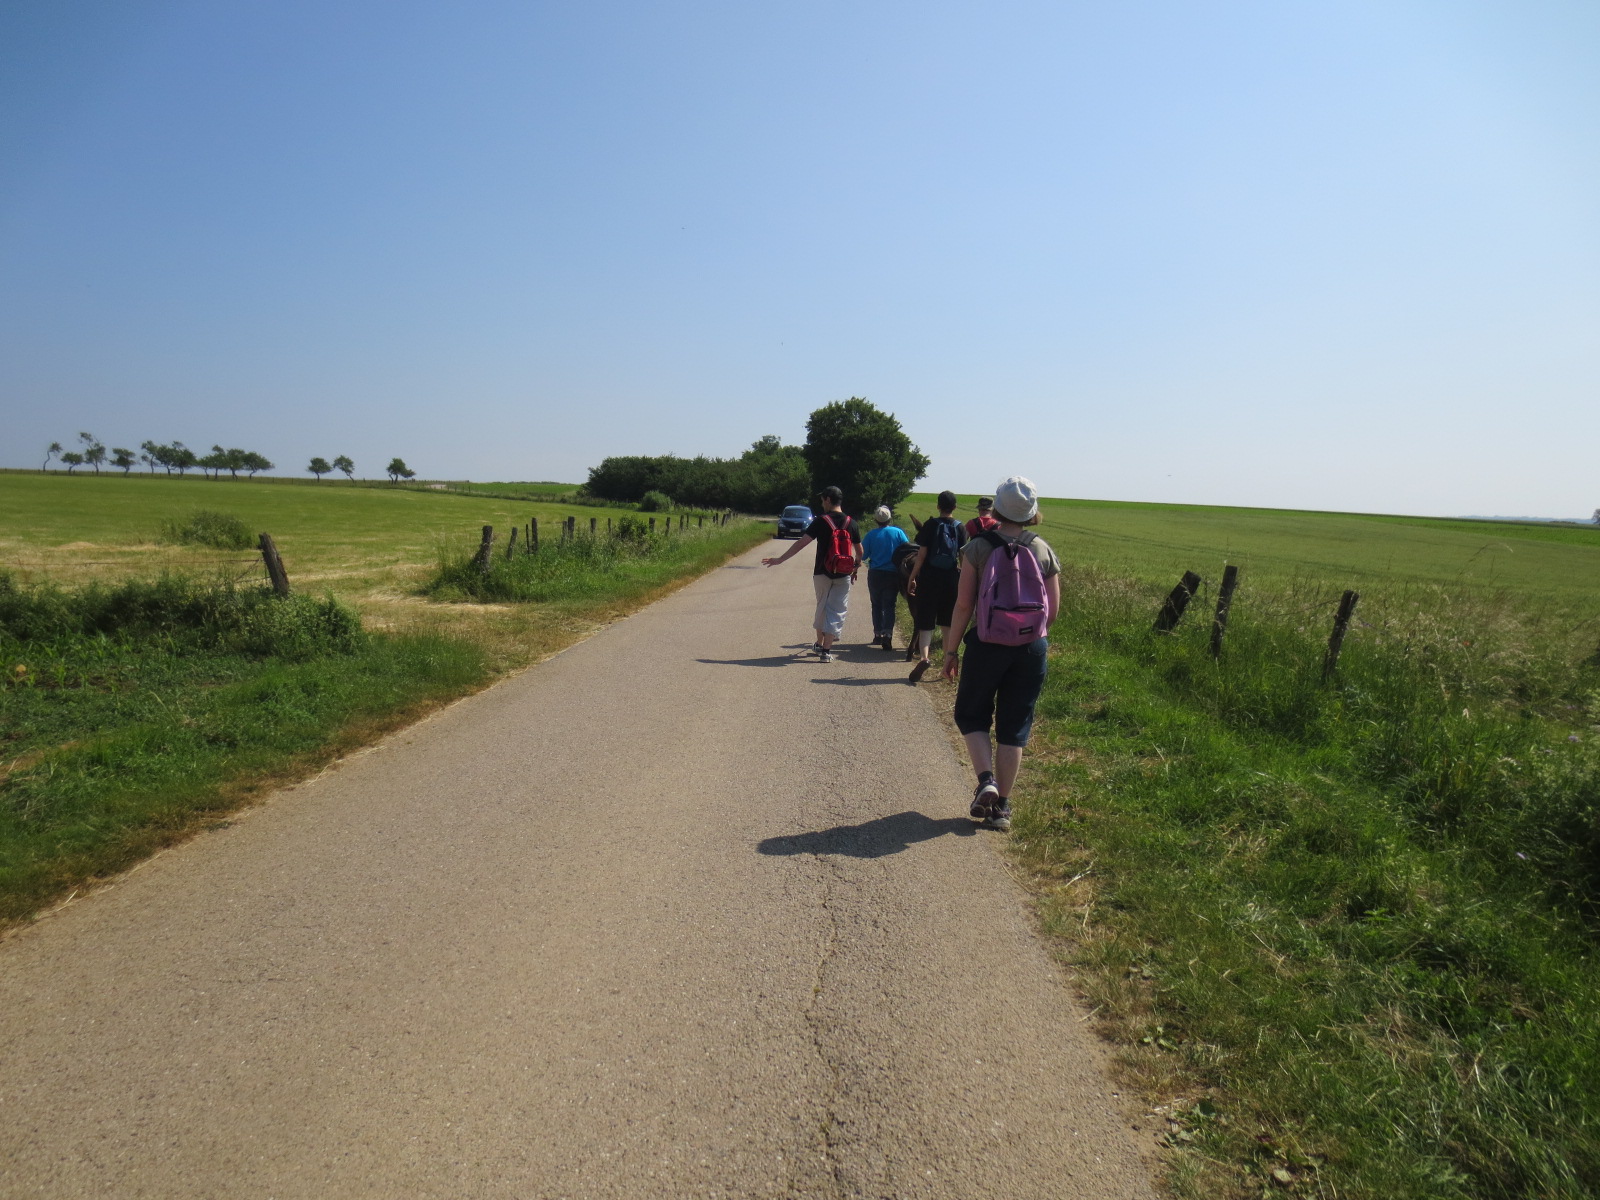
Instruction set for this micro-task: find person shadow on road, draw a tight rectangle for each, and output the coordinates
[757,811,975,859]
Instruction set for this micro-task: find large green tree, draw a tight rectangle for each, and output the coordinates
[802,398,929,516]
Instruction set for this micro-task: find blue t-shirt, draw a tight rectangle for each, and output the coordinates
[861,524,910,571]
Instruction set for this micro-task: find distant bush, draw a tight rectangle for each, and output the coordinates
[160,510,255,550]
[0,576,363,662]
[637,490,673,512]
[613,515,650,544]
[585,436,811,513]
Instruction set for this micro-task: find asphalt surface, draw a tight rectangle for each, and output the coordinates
[0,538,1157,1199]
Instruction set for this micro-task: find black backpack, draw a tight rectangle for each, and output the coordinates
[927,517,961,570]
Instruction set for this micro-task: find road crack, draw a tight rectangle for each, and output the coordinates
[801,850,849,1198]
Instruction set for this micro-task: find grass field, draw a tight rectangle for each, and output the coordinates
[1,472,768,924]
[894,491,1600,1198]
[900,490,1600,598]
[0,471,665,662]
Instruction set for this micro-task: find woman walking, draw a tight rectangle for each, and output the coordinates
[941,476,1061,831]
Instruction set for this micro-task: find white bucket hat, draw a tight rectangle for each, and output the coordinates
[992,476,1039,524]
[873,505,892,525]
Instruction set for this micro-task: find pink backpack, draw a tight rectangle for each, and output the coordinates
[976,531,1047,645]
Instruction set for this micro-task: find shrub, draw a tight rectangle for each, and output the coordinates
[0,576,363,662]
[637,490,673,513]
[160,510,255,550]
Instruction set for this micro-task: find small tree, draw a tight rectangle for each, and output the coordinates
[111,447,136,474]
[387,457,415,483]
[198,447,228,478]
[241,451,273,477]
[170,442,196,475]
[802,398,929,516]
[1593,508,1600,525]
[61,451,85,474]
[139,440,162,473]
[79,432,106,474]
[308,456,332,480]
[333,455,355,480]
[42,441,62,471]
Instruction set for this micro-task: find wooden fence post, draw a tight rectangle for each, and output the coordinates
[1323,590,1361,680]
[1153,570,1202,633]
[590,517,597,536]
[649,517,656,534]
[473,525,494,574]
[531,517,539,552]
[505,527,519,559]
[259,533,291,596]
[1210,564,1240,659]
[607,517,612,534]
[566,516,575,541]
[697,515,703,529]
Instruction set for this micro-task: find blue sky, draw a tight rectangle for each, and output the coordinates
[4,0,1597,515]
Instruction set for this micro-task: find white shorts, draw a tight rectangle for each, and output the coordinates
[811,574,851,638]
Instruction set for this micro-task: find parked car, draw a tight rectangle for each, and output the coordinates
[776,505,814,538]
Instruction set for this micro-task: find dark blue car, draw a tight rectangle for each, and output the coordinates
[776,505,813,538]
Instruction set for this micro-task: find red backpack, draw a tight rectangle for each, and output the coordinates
[976,531,1047,644]
[820,514,856,577]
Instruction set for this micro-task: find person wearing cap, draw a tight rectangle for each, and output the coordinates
[760,485,862,663]
[905,490,968,683]
[940,476,1061,832]
[964,497,1000,539]
[860,505,910,651]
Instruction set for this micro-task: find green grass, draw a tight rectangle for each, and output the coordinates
[0,475,770,925]
[0,573,488,922]
[914,493,1600,1197]
[424,516,768,605]
[901,491,1600,600]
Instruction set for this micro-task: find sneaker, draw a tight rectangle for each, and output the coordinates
[909,660,929,683]
[970,777,999,820]
[986,801,1013,832]
[818,649,834,663]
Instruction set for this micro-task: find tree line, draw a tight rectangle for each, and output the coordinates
[583,398,929,516]
[41,434,417,482]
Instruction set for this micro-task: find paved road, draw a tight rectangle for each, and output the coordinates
[0,539,1156,1199]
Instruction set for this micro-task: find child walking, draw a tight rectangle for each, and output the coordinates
[905,490,968,683]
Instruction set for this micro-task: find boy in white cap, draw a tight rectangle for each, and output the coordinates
[941,476,1061,831]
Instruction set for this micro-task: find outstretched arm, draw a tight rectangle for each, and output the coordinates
[762,534,813,567]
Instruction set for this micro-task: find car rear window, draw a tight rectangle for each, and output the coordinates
[783,507,812,519]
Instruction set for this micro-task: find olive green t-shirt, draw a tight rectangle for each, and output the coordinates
[959,529,1061,578]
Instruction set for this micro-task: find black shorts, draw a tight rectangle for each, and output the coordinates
[953,631,1049,747]
[913,565,960,631]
